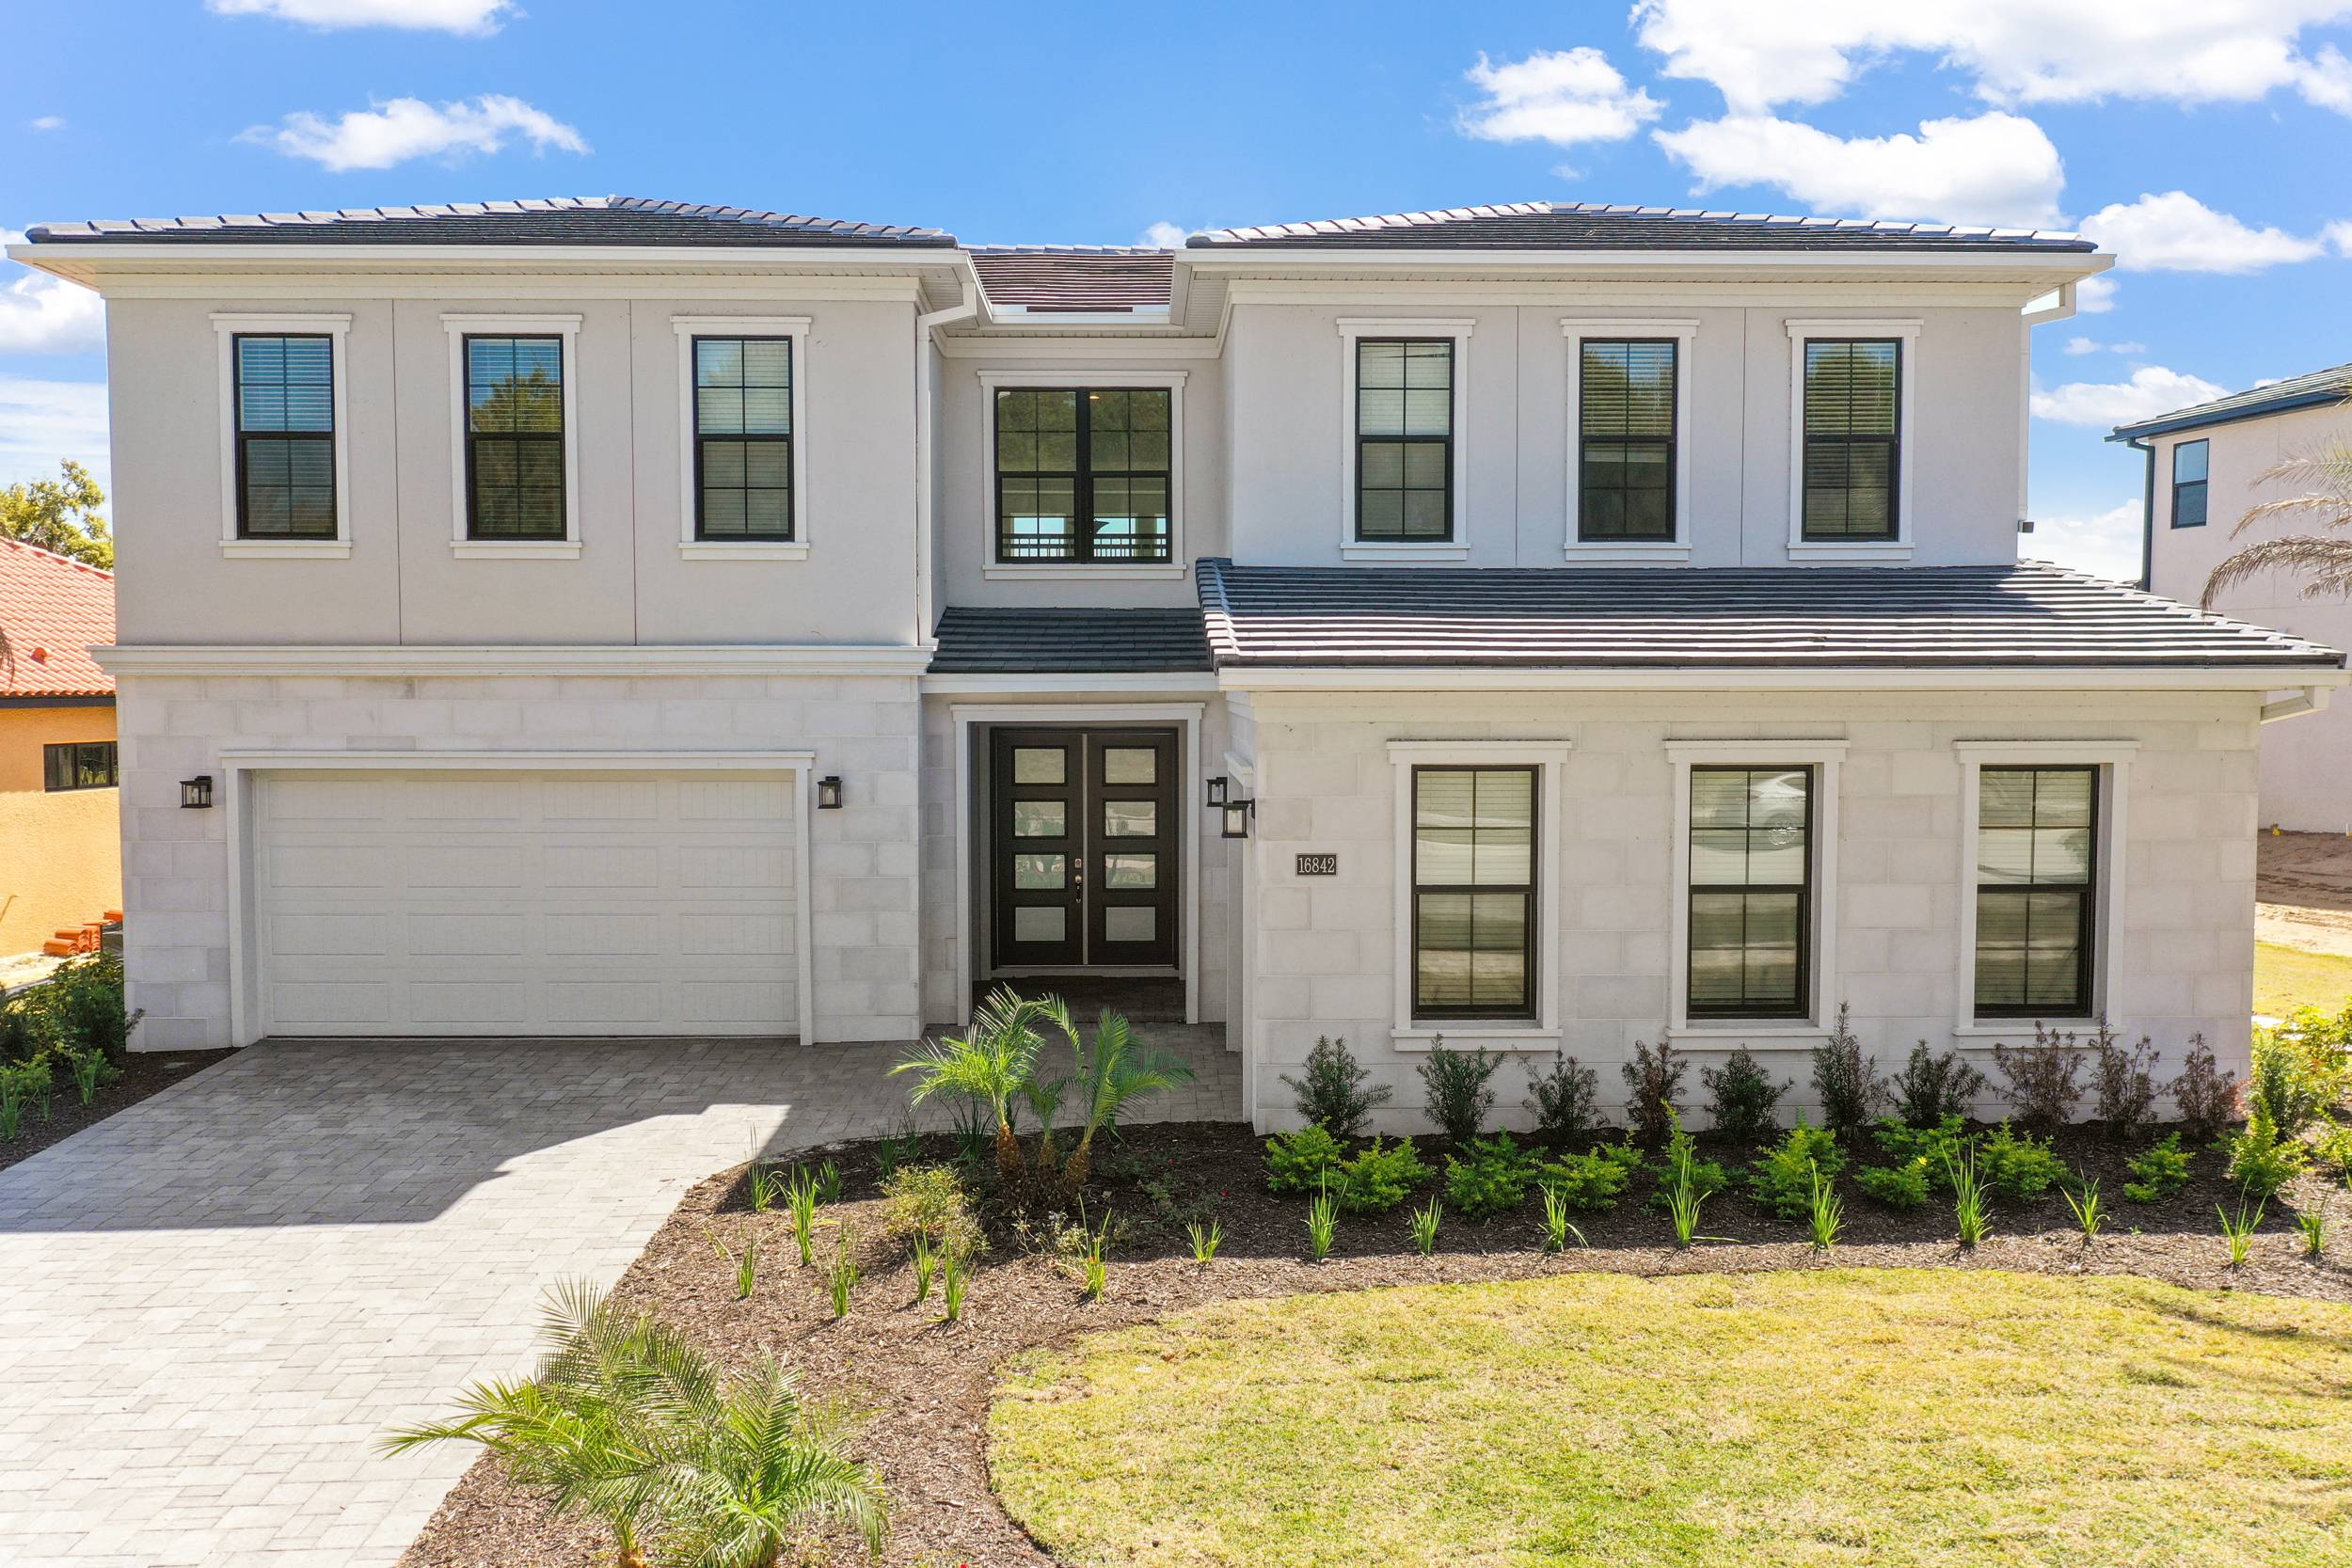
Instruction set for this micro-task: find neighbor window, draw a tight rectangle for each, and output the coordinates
[692,337,793,541]
[1356,339,1454,542]
[2171,439,2209,529]
[1687,767,1813,1019]
[1974,767,2098,1018]
[464,335,566,540]
[1411,767,1535,1018]
[233,334,336,539]
[994,387,1171,563]
[1801,339,1900,541]
[1579,339,1677,542]
[43,741,117,793]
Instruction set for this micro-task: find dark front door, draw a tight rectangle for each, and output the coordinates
[990,727,1178,972]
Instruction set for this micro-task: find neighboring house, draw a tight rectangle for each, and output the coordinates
[2117,363,2352,832]
[10,198,2344,1132]
[0,539,120,957]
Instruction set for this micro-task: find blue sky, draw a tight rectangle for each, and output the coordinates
[8,0,2351,579]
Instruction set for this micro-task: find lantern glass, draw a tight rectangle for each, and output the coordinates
[1206,775,1229,807]
[181,776,215,810]
[1220,800,1251,840]
[817,776,844,810]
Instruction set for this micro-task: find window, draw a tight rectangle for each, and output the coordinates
[1356,340,1454,542]
[232,335,336,540]
[1973,768,2097,1018]
[1687,767,1813,1019]
[691,338,794,541]
[2171,439,2209,529]
[993,387,1171,563]
[1800,339,1901,542]
[1578,340,1677,542]
[43,741,117,793]
[464,335,566,540]
[1411,767,1535,1018]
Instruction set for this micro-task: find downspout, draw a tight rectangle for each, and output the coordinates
[914,266,981,646]
[2126,436,2155,592]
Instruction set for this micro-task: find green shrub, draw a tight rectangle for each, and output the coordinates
[2122,1132,2193,1203]
[2250,1020,2338,1137]
[1620,1032,1687,1148]
[878,1164,985,1256]
[1522,1050,1599,1145]
[1279,1035,1391,1139]
[1332,1137,1431,1215]
[1747,1121,1846,1222]
[1979,1120,2066,1200]
[1871,1114,1968,1180]
[0,1055,54,1138]
[1442,1133,1537,1221]
[2224,1108,2308,1199]
[1264,1123,1346,1194]
[1811,1004,1886,1141]
[1701,1049,1788,1147]
[0,1006,40,1067]
[2314,1120,2352,1175]
[1644,1114,1727,1212]
[1537,1143,1643,1212]
[19,954,130,1060]
[1854,1158,1931,1211]
[1418,1041,1502,1144]
[1890,1040,1986,1128]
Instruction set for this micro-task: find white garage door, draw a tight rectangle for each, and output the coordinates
[251,769,799,1037]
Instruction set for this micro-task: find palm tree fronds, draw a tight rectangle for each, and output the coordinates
[2202,535,2352,606]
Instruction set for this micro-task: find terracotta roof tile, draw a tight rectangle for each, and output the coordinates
[0,540,115,697]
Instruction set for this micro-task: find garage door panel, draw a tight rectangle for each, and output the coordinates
[544,844,663,889]
[542,778,663,821]
[271,980,392,1027]
[681,844,790,890]
[405,913,527,958]
[396,777,532,823]
[266,913,389,957]
[268,844,399,891]
[408,979,531,1024]
[680,911,790,957]
[678,778,794,821]
[544,911,668,957]
[405,845,527,891]
[547,981,667,1025]
[682,979,791,1024]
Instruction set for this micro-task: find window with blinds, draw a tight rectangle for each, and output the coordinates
[1579,339,1677,542]
[692,338,793,541]
[1974,767,2098,1017]
[1357,339,1454,542]
[1412,767,1536,1018]
[2171,439,2209,529]
[1801,339,1900,541]
[465,337,566,540]
[233,335,337,539]
[1687,767,1813,1019]
[994,388,1172,563]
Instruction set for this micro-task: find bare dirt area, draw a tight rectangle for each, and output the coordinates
[0,1048,237,1174]
[2259,831,2352,957]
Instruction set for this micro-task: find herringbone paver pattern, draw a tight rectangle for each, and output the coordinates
[0,1028,1237,1567]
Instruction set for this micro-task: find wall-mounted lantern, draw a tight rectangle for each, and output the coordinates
[182,775,215,810]
[1205,775,1229,808]
[1220,797,1255,840]
[816,776,844,810]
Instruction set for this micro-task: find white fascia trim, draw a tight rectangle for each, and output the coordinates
[1785,318,1920,555]
[1386,738,1569,1038]
[1218,667,2349,693]
[1666,740,1847,1036]
[673,316,812,553]
[977,369,1188,573]
[220,747,817,770]
[1950,742,2134,1036]
[1561,318,1697,556]
[1181,248,2108,275]
[920,672,1218,694]
[92,643,931,677]
[444,313,583,551]
[212,313,354,551]
[1338,318,1473,555]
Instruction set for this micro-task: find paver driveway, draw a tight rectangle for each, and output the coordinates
[0,1031,1238,1567]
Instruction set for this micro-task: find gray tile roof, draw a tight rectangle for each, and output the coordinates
[970,247,1173,310]
[2109,360,2352,441]
[930,607,1213,673]
[1188,201,2096,253]
[24,196,955,247]
[1195,558,2344,671]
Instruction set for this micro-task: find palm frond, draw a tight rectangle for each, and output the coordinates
[2202,534,2352,606]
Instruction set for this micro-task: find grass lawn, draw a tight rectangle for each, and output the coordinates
[2255,940,2352,1017]
[992,1269,2352,1568]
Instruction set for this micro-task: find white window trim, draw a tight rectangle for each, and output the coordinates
[1561,318,1697,562]
[1665,739,1848,1039]
[1386,739,1569,1047]
[1339,318,1474,562]
[1951,740,2137,1037]
[212,313,354,558]
[1785,319,1919,562]
[977,369,1188,578]
[444,313,584,559]
[672,316,812,561]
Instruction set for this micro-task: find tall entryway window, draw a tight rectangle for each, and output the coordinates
[989,727,1178,972]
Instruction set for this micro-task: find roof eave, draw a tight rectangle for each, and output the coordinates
[1215,663,2348,691]
[4,240,969,292]
[1179,245,2108,273]
[2108,389,2352,443]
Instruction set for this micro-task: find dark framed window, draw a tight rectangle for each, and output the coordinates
[464,335,566,540]
[692,337,793,541]
[1356,339,1454,542]
[1801,339,1900,541]
[1579,339,1677,542]
[993,387,1171,563]
[2171,439,2209,529]
[1688,766,1812,1019]
[43,741,118,793]
[1974,767,2098,1018]
[1411,767,1535,1018]
[233,334,336,539]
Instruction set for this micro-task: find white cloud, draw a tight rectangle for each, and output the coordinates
[2326,219,2352,255]
[0,376,109,493]
[242,95,588,172]
[207,0,511,33]
[28,116,64,132]
[2063,337,2099,356]
[0,233,105,355]
[2080,191,2331,272]
[1140,222,1195,247]
[2030,364,2227,427]
[2074,273,2119,312]
[1459,48,1663,149]
[1630,0,2352,117]
[2028,499,2145,583]
[1653,110,2065,229]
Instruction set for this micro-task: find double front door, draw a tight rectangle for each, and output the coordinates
[990,727,1178,971]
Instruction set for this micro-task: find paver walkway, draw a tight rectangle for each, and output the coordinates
[0,1028,1239,1567]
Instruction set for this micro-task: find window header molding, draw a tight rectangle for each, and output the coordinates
[1338,318,1472,562]
[442,313,583,558]
[212,312,354,559]
[672,315,812,560]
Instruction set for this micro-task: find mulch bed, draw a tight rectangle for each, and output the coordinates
[0,1049,236,1174]
[401,1119,2352,1568]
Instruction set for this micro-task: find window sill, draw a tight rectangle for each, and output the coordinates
[1343,543,1470,562]
[1671,1022,1825,1044]
[981,562,1186,579]
[452,540,582,560]
[679,541,809,561]
[1565,541,1691,562]
[1391,1024,1558,1051]
[1787,540,1912,562]
[219,539,352,559]
[1951,1020,2099,1038]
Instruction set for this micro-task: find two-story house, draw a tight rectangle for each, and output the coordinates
[13,198,2344,1132]
[2118,362,2352,833]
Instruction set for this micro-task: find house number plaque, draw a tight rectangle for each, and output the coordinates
[1295,853,1340,877]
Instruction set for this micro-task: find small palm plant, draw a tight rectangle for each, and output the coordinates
[2062,1172,2104,1243]
[891,987,1058,1193]
[1949,1147,1991,1248]
[1408,1198,1442,1256]
[2202,440,2352,608]
[1059,1006,1196,1195]
[2219,1195,2266,1268]
[1806,1162,1843,1253]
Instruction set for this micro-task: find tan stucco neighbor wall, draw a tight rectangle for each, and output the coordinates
[1,703,121,957]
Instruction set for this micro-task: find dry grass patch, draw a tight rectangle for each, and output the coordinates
[992,1268,2352,1568]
